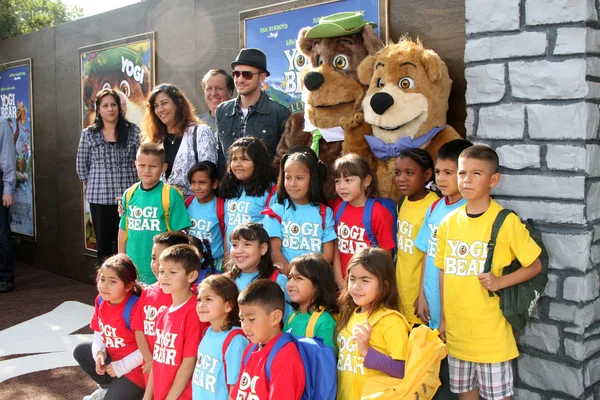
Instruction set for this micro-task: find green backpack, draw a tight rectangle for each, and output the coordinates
[482,209,549,330]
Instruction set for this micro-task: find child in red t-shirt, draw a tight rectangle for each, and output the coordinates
[142,244,209,400]
[73,254,145,400]
[232,280,306,400]
[132,232,190,380]
[332,153,396,288]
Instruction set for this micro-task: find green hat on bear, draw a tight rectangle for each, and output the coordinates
[305,12,377,39]
[84,47,143,76]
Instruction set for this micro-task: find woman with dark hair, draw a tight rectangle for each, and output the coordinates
[140,83,217,195]
[76,89,140,264]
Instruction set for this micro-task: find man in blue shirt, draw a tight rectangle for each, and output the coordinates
[215,48,290,176]
[0,118,16,293]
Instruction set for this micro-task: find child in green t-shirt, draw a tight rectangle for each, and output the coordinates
[118,142,191,284]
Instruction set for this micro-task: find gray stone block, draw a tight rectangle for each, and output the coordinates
[518,354,584,397]
[466,0,520,33]
[492,175,585,200]
[563,271,599,302]
[555,27,587,55]
[510,60,587,100]
[466,64,506,104]
[526,0,598,25]
[477,104,525,139]
[497,200,585,225]
[465,32,547,62]
[496,145,541,170]
[543,233,592,272]
[587,182,600,221]
[527,103,596,140]
[518,322,561,352]
[588,145,600,177]
[514,388,542,400]
[546,146,587,171]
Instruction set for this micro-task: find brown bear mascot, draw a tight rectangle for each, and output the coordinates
[342,38,462,201]
[274,12,383,198]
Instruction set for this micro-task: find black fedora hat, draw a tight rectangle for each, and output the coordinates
[231,48,270,76]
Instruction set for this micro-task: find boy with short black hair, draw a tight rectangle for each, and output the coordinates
[232,279,305,400]
[118,143,191,284]
[435,145,542,400]
[143,244,208,400]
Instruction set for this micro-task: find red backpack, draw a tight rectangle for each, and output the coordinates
[185,196,226,239]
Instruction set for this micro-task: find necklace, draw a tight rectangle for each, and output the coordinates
[165,133,176,145]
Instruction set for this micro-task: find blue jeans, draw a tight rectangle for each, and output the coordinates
[0,199,14,282]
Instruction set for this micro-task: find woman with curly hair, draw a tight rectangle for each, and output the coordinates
[141,83,218,195]
[76,88,140,264]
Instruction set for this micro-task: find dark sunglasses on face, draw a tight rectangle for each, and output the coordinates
[233,70,261,80]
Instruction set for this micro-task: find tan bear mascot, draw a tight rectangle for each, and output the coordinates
[342,38,461,201]
[274,12,383,198]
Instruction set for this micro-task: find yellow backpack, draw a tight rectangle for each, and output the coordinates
[361,325,447,400]
[122,182,181,242]
[286,309,324,337]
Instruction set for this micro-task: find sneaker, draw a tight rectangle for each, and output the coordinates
[0,280,13,293]
[83,387,107,400]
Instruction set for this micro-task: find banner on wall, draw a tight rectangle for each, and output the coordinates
[241,0,387,113]
[79,32,155,255]
[0,59,36,239]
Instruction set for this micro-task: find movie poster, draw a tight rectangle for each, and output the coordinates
[79,32,155,254]
[242,0,382,113]
[0,59,35,239]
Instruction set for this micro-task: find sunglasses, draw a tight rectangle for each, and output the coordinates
[233,70,261,80]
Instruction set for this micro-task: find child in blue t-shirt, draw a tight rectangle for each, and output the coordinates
[263,146,337,274]
[219,137,276,253]
[226,222,294,321]
[193,274,249,400]
[186,161,226,271]
[414,139,473,329]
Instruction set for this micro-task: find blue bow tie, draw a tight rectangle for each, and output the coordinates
[364,126,446,161]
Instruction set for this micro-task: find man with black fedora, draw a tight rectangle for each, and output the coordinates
[215,48,290,175]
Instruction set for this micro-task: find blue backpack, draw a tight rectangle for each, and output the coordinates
[335,197,398,256]
[97,295,140,330]
[242,332,337,400]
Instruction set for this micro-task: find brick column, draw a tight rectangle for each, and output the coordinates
[464,0,600,398]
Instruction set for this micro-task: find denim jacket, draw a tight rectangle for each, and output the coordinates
[215,92,290,174]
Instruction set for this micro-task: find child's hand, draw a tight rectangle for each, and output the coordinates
[105,363,116,378]
[478,272,502,292]
[415,294,431,323]
[350,321,372,357]
[143,361,152,375]
[95,352,106,375]
[439,319,446,343]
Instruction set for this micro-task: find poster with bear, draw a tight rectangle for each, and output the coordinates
[0,59,36,239]
[241,0,384,113]
[79,32,155,254]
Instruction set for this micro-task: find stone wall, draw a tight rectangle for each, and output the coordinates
[464,0,600,398]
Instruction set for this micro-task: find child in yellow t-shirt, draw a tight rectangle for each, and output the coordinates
[336,248,411,400]
[394,148,439,324]
[435,145,542,400]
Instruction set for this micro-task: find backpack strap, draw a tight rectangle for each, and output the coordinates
[184,195,195,208]
[286,311,298,326]
[122,294,140,330]
[363,197,378,247]
[222,328,245,390]
[261,207,282,223]
[483,209,516,297]
[242,343,259,368]
[192,126,199,163]
[123,182,141,242]
[270,269,280,281]
[319,203,327,230]
[265,333,293,383]
[265,184,277,206]
[430,197,444,214]
[216,197,226,238]
[334,201,348,225]
[97,296,104,306]
[162,184,173,231]
[306,309,324,338]
[396,196,405,215]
